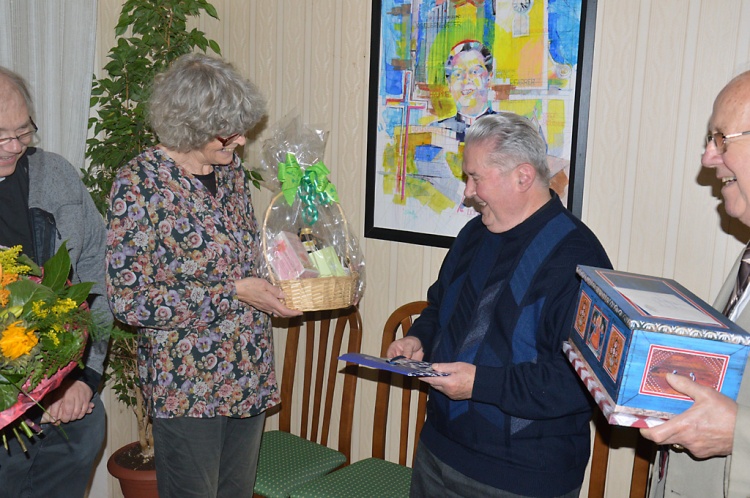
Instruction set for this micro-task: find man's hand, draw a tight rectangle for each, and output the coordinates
[419,362,476,400]
[640,373,737,458]
[41,379,94,425]
[386,336,424,361]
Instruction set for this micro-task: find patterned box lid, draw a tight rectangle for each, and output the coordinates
[577,265,750,346]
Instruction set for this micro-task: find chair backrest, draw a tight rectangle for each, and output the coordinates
[372,301,430,466]
[277,306,363,464]
[588,411,656,498]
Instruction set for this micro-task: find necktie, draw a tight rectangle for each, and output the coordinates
[723,242,750,316]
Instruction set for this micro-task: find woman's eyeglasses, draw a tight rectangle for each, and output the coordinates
[215,133,241,146]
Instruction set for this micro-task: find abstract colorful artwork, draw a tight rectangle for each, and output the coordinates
[365,0,597,247]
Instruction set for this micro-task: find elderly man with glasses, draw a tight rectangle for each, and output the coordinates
[0,66,111,498]
[641,71,750,498]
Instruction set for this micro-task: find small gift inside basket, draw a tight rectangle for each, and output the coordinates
[257,115,365,311]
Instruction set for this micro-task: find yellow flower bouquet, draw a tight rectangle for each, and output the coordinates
[0,242,97,450]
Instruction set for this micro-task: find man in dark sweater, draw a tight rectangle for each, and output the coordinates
[388,112,612,498]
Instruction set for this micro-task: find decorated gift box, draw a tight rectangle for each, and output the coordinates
[564,265,750,428]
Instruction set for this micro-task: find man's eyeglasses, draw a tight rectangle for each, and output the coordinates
[705,130,750,154]
[0,118,38,147]
[215,133,241,147]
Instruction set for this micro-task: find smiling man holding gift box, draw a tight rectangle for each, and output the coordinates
[640,70,750,498]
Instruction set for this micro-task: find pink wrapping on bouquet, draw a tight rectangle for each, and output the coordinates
[0,359,80,430]
[0,243,96,435]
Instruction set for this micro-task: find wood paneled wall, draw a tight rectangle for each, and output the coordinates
[91,1,750,497]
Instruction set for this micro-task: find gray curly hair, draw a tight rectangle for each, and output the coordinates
[148,53,267,152]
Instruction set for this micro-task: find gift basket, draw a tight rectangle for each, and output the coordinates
[256,115,365,311]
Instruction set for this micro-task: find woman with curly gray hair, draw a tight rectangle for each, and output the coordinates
[105,53,301,497]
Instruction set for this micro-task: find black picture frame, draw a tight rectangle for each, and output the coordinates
[365,0,598,248]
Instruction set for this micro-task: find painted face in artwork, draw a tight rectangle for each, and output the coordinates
[448,49,491,119]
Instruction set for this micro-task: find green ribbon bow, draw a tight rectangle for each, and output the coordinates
[276,153,340,225]
[277,153,304,206]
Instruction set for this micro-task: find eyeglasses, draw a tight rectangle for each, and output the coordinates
[215,133,241,147]
[0,118,38,147]
[705,130,750,153]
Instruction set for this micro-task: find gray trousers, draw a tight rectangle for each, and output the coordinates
[0,394,105,498]
[410,443,582,498]
[153,411,266,498]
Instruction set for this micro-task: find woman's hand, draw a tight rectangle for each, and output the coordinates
[235,277,303,318]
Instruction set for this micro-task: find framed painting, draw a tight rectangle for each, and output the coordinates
[365,0,598,248]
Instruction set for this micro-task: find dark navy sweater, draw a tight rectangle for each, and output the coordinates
[409,194,612,497]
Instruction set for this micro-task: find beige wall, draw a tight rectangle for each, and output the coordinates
[93,1,750,497]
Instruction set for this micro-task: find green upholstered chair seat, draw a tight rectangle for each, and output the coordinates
[289,458,412,498]
[254,430,347,498]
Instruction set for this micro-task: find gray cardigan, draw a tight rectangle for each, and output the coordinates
[26,148,112,389]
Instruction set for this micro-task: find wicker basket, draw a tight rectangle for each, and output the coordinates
[262,192,357,311]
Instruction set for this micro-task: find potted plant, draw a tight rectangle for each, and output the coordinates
[83,0,221,495]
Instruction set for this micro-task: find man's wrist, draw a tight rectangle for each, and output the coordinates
[68,366,102,395]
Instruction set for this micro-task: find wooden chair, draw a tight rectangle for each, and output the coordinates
[254,306,363,498]
[588,411,657,498]
[290,301,430,498]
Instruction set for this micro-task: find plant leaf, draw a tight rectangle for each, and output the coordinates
[16,253,41,277]
[5,279,55,317]
[64,282,94,307]
[41,241,71,293]
[0,385,19,412]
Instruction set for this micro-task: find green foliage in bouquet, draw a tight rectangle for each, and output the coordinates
[0,243,102,449]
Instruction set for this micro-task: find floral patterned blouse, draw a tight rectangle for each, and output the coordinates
[105,147,278,419]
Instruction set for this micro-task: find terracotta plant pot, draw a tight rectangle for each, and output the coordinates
[107,441,158,498]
